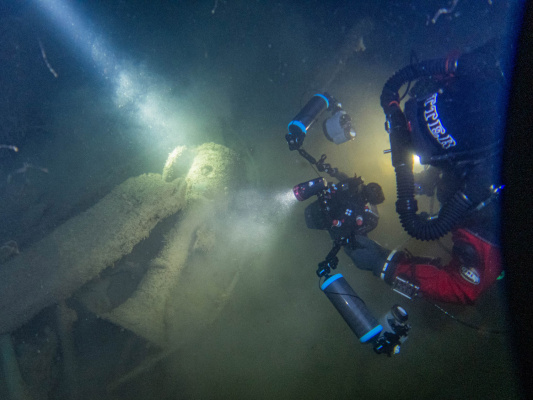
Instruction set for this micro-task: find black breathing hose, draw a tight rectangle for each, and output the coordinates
[380,58,451,110]
[395,163,473,240]
[381,58,476,241]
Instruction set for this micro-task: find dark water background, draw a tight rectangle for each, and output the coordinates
[0,0,521,399]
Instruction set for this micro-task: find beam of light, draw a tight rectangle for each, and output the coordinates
[274,189,300,212]
[36,1,118,78]
[220,189,300,255]
[36,0,188,148]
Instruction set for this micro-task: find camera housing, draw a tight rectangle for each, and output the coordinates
[295,176,383,240]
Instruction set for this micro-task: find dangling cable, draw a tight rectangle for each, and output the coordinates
[426,299,507,335]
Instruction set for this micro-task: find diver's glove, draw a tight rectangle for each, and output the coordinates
[344,235,393,277]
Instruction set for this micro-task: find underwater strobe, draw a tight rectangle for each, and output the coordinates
[286,93,356,150]
[321,274,411,356]
[321,274,383,343]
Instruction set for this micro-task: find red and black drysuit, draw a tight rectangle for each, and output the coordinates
[382,202,502,304]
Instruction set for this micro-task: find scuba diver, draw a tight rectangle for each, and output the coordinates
[345,39,507,304]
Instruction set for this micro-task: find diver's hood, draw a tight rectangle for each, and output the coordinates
[404,77,503,165]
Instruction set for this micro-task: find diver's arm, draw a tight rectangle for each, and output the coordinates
[383,229,502,304]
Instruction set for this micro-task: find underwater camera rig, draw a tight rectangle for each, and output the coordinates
[287,93,410,356]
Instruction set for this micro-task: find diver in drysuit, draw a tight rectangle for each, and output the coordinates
[346,39,507,304]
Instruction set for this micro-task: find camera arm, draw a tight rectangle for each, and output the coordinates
[297,149,348,181]
[316,237,351,277]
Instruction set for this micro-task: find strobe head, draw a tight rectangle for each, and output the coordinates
[323,107,356,145]
[373,304,411,356]
[293,177,327,201]
[389,304,408,324]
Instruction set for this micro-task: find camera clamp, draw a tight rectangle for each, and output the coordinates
[316,236,350,278]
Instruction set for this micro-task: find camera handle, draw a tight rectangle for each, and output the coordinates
[297,149,348,181]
